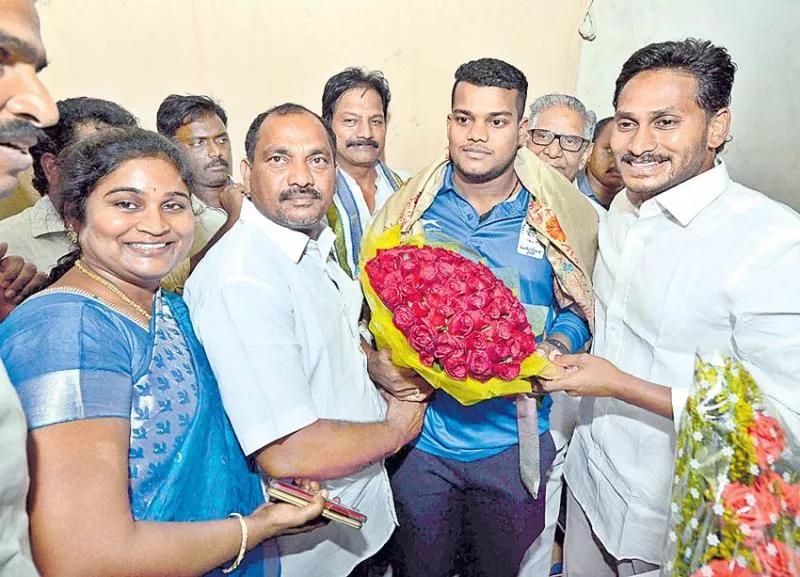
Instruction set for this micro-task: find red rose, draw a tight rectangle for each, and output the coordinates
[393,306,417,334]
[467,331,488,350]
[411,301,429,319]
[467,290,488,310]
[442,355,468,379]
[446,278,468,296]
[509,306,529,328]
[493,362,521,381]
[439,304,456,319]
[755,540,800,577]
[468,349,493,382]
[378,286,403,310]
[417,249,437,262]
[485,299,503,320]
[434,333,465,359]
[449,311,475,337]
[419,352,435,367]
[690,560,755,577]
[427,285,450,308]
[399,277,423,301]
[408,324,436,355]
[722,482,781,529]
[749,412,786,469]
[487,342,512,363]
[424,309,448,332]
[420,263,438,282]
[493,319,514,341]
[437,260,456,277]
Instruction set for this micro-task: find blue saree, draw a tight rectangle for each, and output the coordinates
[0,289,279,577]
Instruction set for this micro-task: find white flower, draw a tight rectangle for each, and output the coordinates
[729,393,739,404]
[721,446,734,458]
[701,567,713,577]
[693,431,703,442]
[735,556,747,567]
[690,488,700,499]
[767,455,775,465]
[671,502,679,514]
[770,512,779,523]
[668,531,677,543]
[690,459,701,469]
[713,503,725,515]
[783,472,791,482]
[750,464,761,476]
[685,547,693,558]
[690,518,699,529]
[717,473,729,486]
[767,542,778,556]
[707,533,720,546]
[740,524,751,536]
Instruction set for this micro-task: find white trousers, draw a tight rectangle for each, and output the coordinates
[563,487,659,577]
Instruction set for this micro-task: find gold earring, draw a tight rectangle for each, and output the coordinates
[67,227,78,244]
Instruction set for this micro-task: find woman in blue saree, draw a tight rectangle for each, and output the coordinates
[0,127,324,576]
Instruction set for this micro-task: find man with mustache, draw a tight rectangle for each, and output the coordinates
[537,39,800,576]
[184,104,429,577]
[0,97,138,273]
[322,68,406,278]
[369,58,599,577]
[156,94,245,292]
[0,0,59,325]
[575,117,624,210]
[0,0,57,574]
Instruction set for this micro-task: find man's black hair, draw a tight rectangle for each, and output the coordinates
[321,67,391,126]
[451,58,528,119]
[156,94,228,138]
[244,103,337,163]
[31,97,138,196]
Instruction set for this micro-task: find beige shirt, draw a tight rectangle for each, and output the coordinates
[0,195,70,273]
[0,361,38,576]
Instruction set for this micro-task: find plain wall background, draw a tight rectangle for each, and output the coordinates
[35,0,586,176]
[575,0,800,210]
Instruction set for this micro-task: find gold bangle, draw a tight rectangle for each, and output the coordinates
[222,512,248,574]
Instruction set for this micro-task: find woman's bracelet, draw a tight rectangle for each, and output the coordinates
[222,512,248,574]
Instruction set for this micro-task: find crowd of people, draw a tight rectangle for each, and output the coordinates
[1,1,798,576]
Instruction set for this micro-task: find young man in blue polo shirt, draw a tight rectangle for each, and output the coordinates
[370,58,598,577]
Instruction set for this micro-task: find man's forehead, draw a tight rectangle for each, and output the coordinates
[335,86,384,113]
[177,114,227,138]
[453,83,518,111]
[258,113,332,154]
[533,106,585,132]
[616,69,701,115]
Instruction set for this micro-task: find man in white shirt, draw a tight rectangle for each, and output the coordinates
[321,68,407,277]
[184,103,428,577]
[0,0,58,574]
[0,97,137,273]
[541,38,800,576]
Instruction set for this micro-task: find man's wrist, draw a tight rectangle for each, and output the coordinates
[544,335,571,355]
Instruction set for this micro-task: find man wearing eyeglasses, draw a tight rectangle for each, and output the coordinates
[521,92,597,577]
[526,94,595,184]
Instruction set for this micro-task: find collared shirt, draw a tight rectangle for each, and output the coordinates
[184,200,396,577]
[0,195,70,272]
[413,164,591,462]
[339,165,399,232]
[0,360,39,576]
[564,160,800,563]
[575,168,610,215]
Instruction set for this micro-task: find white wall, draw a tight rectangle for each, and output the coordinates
[575,0,800,210]
[35,0,586,176]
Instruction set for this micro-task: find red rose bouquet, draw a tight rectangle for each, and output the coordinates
[663,355,800,577]
[359,225,559,405]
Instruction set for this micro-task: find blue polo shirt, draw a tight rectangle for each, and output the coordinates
[414,164,590,462]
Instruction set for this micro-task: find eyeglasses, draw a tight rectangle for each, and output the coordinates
[529,129,589,153]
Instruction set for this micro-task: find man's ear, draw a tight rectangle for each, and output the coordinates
[518,117,530,145]
[579,142,594,171]
[240,159,251,197]
[41,152,59,186]
[708,107,731,151]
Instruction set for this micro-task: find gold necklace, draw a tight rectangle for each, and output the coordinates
[74,260,152,321]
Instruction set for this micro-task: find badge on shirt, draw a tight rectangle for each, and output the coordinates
[517,222,545,259]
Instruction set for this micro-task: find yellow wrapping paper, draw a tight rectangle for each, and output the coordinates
[360,225,561,406]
